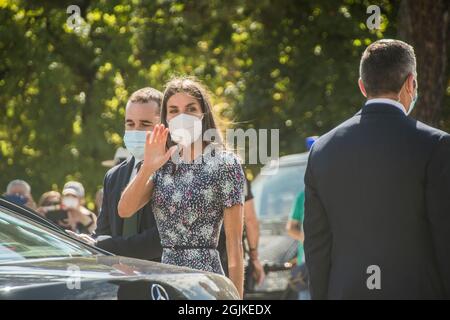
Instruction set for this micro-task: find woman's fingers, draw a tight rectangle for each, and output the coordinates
[145,124,168,151]
[148,128,154,145]
[155,124,168,144]
[150,125,159,143]
[161,127,169,144]
[164,145,178,162]
[155,124,162,144]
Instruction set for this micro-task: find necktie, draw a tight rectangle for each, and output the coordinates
[122,161,142,237]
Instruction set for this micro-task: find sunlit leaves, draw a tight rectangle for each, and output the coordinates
[0,0,404,202]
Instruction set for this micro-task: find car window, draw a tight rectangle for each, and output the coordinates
[252,163,306,221]
[0,207,96,263]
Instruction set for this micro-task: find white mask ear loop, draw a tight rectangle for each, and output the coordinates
[397,78,411,114]
[407,80,418,116]
[396,93,407,114]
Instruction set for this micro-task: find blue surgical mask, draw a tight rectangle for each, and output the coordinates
[4,194,27,206]
[123,130,148,161]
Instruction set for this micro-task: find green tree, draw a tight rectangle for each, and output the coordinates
[0,0,448,206]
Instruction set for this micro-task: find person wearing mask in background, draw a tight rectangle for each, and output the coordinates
[61,181,97,235]
[69,88,163,262]
[286,136,318,300]
[38,188,96,233]
[3,179,37,210]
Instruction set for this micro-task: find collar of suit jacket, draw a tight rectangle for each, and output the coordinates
[366,98,406,114]
[359,101,407,116]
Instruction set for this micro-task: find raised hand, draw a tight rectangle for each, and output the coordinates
[142,124,177,174]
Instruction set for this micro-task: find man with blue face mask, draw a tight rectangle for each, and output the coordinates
[71,88,163,261]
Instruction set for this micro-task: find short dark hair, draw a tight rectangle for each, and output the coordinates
[359,39,416,96]
[128,87,163,106]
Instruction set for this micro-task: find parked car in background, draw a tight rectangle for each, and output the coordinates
[246,152,308,299]
[0,198,239,300]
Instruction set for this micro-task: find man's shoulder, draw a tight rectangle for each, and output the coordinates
[412,119,449,140]
[311,114,360,151]
[314,113,449,153]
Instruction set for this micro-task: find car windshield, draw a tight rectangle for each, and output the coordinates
[0,207,95,263]
[252,162,307,221]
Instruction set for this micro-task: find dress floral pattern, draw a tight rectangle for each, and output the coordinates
[151,149,245,275]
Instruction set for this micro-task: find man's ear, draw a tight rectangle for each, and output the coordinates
[358,78,367,98]
[405,73,416,95]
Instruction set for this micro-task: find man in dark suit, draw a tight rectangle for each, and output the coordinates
[304,39,450,299]
[72,88,163,261]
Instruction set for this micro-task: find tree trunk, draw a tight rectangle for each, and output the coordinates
[398,0,449,127]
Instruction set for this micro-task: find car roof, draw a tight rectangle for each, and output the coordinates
[0,197,63,232]
[0,197,110,256]
[260,152,309,172]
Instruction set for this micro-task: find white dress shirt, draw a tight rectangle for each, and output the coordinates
[365,98,406,115]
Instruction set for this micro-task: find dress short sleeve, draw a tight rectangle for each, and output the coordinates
[218,152,245,209]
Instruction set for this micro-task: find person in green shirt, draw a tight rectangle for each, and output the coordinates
[287,191,305,264]
[286,190,310,300]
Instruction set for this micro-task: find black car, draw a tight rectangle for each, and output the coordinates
[0,198,239,300]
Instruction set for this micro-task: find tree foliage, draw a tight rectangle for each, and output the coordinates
[0,0,448,207]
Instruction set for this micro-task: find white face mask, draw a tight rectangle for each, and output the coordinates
[123,130,149,161]
[168,113,203,147]
[399,78,418,116]
[407,81,418,116]
[62,197,79,209]
[407,91,418,116]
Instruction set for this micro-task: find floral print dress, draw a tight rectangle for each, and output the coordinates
[151,149,245,275]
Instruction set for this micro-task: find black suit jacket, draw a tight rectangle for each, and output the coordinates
[304,102,450,299]
[95,157,162,261]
